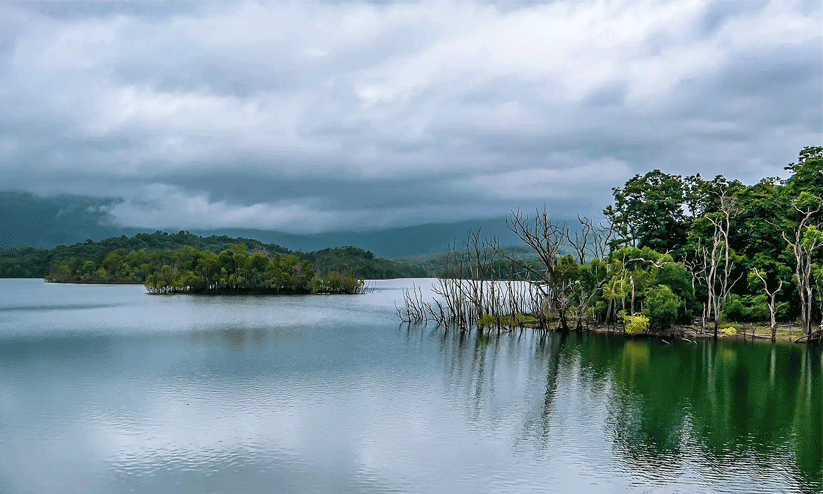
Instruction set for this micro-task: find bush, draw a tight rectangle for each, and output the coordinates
[720,323,741,336]
[642,285,682,330]
[620,311,650,335]
[722,294,748,322]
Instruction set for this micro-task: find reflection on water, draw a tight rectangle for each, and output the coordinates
[419,326,822,492]
[0,279,820,493]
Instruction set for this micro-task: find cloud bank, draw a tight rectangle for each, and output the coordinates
[0,0,820,233]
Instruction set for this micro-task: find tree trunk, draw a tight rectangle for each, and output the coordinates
[769,301,777,343]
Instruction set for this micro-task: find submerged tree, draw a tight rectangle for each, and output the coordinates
[505,208,575,331]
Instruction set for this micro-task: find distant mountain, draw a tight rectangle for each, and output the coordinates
[0,191,524,257]
[194,219,523,259]
[0,191,139,249]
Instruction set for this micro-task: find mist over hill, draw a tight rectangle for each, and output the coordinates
[0,191,537,258]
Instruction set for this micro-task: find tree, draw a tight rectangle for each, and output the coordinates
[749,268,785,342]
[505,208,575,331]
[605,170,688,252]
[783,197,823,336]
[643,285,682,331]
[688,189,744,338]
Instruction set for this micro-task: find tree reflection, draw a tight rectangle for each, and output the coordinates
[426,327,821,490]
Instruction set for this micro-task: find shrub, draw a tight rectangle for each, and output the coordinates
[478,314,496,329]
[721,323,740,336]
[722,294,748,322]
[642,285,682,330]
[620,311,650,335]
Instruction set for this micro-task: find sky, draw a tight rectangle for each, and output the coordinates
[0,0,820,234]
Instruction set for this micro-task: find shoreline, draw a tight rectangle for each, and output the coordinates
[33,278,823,345]
[44,279,144,285]
[486,321,815,345]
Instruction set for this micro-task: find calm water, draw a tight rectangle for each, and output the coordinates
[0,279,820,493]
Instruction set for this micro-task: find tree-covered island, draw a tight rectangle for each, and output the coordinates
[43,243,371,295]
[139,245,367,295]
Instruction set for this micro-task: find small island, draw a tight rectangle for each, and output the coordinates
[46,244,366,295]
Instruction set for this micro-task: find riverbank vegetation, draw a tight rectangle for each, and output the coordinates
[400,146,823,343]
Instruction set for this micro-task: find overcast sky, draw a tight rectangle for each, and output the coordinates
[0,0,820,234]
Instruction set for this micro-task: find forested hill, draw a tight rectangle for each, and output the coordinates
[0,231,426,280]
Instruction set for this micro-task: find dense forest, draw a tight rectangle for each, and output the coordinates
[400,146,823,342]
[0,230,427,280]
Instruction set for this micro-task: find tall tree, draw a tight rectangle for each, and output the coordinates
[783,196,823,336]
[605,170,688,252]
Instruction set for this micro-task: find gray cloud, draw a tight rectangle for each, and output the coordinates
[0,0,820,233]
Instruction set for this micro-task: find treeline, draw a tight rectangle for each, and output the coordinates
[603,145,823,339]
[1,230,425,280]
[401,146,823,342]
[301,246,426,278]
[398,244,544,279]
[47,244,365,295]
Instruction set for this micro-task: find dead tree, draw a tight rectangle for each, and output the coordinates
[504,208,572,332]
[690,191,743,338]
[783,203,823,336]
[751,269,784,342]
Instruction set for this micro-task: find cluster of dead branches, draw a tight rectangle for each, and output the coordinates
[397,210,615,333]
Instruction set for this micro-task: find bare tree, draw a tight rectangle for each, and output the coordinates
[504,208,572,331]
[690,191,743,338]
[783,203,823,336]
[751,269,784,342]
[565,215,614,264]
[684,254,710,332]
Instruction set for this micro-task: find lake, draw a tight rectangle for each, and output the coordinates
[0,278,820,493]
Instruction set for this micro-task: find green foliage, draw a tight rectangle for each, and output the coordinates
[605,170,688,251]
[619,311,650,335]
[9,231,425,281]
[722,294,748,323]
[642,285,682,330]
[140,245,365,295]
[477,314,496,329]
[721,326,739,336]
[653,262,696,323]
[310,271,366,294]
[300,246,423,278]
[745,294,771,321]
[603,146,822,327]
[478,313,536,329]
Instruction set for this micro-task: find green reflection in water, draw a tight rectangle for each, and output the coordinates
[589,335,820,490]
[429,327,822,491]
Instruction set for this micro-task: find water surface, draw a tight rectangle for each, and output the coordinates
[0,279,820,493]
